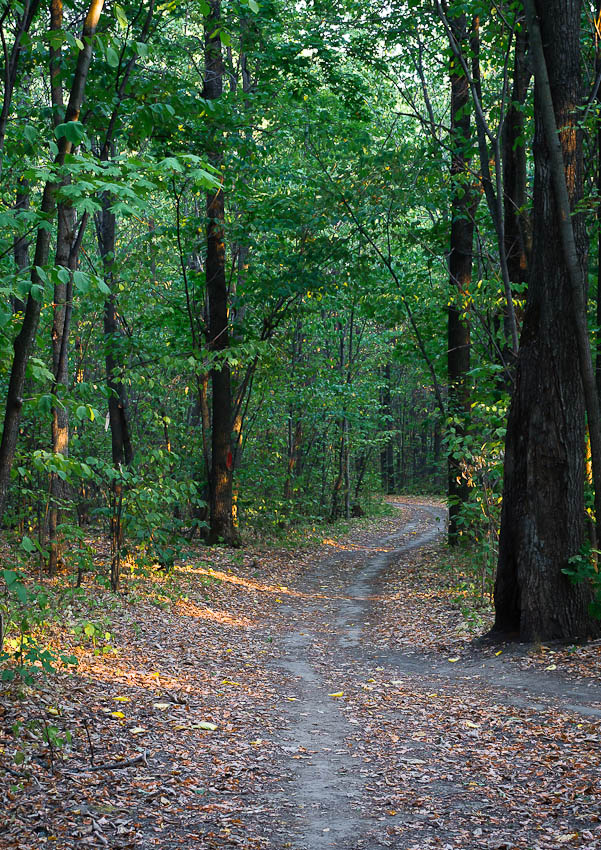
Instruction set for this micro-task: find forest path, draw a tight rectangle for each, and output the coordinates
[3,501,601,850]
[269,501,601,850]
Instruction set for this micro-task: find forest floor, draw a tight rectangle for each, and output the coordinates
[2,499,601,849]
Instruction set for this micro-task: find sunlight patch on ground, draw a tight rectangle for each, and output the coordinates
[189,566,306,598]
[321,538,396,552]
[174,599,253,628]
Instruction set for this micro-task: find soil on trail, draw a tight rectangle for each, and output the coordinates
[2,500,601,850]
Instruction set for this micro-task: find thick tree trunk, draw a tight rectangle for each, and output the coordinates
[494,0,600,641]
[447,11,474,543]
[204,0,237,545]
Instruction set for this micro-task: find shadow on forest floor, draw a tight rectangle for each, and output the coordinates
[1,499,601,849]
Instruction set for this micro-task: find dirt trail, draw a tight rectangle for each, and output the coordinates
[270,501,601,850]
[3,500,601,850]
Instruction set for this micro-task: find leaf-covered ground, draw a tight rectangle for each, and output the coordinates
[1,500,601,849]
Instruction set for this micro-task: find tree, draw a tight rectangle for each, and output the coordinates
[0,0,105,519]
[203,0,238,545]
[494,0,601,641]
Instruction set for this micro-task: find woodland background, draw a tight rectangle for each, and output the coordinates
[2,0,601,671]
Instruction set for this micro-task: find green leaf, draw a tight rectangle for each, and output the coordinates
[55,121,86,145]
[106,46,119,68]
[248,0,259,11]
[114,3,128,29]
[14,583,29,605]
[21,536,36,554]
[72,270,90,293]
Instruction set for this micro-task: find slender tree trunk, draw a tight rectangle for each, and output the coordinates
[47,200,76,574]
[0,0,41,170]
[204,0,237,545]
[447,10,474,543]
[380,363,395,494]
[596,0,601,402]
[12,178,29,313]
[495,0,600,641]
[0,0,105,520]
[96,193,134,468]
[503,23,531,291]
[500,20,531,379]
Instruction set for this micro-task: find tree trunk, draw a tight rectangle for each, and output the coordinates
[597,0,601,403]
[0,0,41,170]
[96,192,134,468]
[447,10,474,543]
[494,0,600,641]
[12,178,29,313]
[47,199,76,575]
[0,0,105,520]
[204,0,237,545]
[380,363,395,494]
[502,23,531,291]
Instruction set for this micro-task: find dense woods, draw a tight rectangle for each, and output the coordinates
[4,0,601,666]
[5,4,601,848]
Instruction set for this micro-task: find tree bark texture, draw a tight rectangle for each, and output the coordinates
[204,0,237,545]
[495,0,600,641]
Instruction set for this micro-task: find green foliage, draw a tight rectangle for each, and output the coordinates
[563,546,601,619]
[0,569,77,683]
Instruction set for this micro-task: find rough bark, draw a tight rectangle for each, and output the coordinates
[204,0,237,545]
[495,0,600,641]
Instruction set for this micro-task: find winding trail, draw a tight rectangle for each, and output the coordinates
[269,501,601,850]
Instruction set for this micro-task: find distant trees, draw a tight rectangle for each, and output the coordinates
[2,0,601,645]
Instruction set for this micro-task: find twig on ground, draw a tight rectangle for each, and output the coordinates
[65,750,147,775]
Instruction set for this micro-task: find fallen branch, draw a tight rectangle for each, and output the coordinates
[65,751,147,774]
